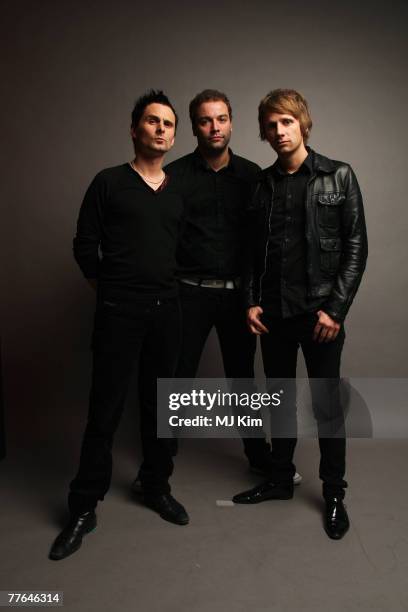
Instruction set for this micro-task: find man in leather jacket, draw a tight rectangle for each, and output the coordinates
[232,89,368,539]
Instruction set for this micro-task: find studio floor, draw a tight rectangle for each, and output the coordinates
[1,439,407,612]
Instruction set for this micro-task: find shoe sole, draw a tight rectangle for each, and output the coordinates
[233,492,294,504]
[160,514,189,526]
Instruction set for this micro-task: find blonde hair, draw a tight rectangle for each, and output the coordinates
[258,89,312,143]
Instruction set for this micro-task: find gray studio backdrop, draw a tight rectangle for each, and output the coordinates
[1,0,407,450]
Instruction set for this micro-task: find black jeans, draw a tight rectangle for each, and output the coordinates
[260,312,347,499]
[176,283,270,462]
[68,296,181,514]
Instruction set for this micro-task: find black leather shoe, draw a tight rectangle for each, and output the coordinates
[324,497,350,540]
[144,493,189,525]
[49,511,96,560]
[233,480,294,504]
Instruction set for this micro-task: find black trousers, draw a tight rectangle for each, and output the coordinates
[176,283,270,462]
[260,312,347,499]
[68,297,181,514]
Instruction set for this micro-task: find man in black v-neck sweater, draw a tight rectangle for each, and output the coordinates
[49,91,189,562]
[73,162,183,300]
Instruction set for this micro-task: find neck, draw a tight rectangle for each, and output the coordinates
[199,146,230,171]
[278,144,308,174]
[132,153,164,179]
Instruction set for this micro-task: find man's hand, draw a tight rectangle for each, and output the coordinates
[313,310,340,343]
[247,306,269,335]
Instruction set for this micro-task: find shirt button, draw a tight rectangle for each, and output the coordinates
[287,194,292,199]
[286,216,291,221]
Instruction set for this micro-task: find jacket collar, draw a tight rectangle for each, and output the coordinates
[309,147,336,174]
[263,147,335,186]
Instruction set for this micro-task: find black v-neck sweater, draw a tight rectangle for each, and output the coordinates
[73,163,184,300]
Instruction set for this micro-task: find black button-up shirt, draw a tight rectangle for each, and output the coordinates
[261,153,322,317]
[165,149,260,279]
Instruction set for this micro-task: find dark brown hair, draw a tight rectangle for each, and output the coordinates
[131,89,178,130]
[189,89,232,128]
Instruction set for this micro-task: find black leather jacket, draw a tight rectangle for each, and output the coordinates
[244,149,368,321]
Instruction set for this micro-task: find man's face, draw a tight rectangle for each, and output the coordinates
[263,112,304,156]
[131,103,176,156]
[193,100,232,153]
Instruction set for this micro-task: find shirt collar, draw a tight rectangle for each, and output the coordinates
[272,150,313,177]
[193,147,236,172]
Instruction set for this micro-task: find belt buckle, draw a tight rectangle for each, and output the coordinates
[206,279,221,288]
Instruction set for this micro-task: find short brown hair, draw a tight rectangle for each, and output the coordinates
[258,88,312,143]
[189,89,232,128]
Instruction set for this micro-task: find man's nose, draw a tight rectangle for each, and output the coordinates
[210,120,220,132]
[156,122,165,133]
[276,123,285,137]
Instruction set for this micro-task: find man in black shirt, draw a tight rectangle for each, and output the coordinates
[49,91,188,561]
[233,89,367,539]
[133,89,301,482]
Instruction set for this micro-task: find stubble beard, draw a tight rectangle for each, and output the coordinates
[203,133,231,157]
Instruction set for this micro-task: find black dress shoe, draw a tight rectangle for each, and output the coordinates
[324,497,350,540]
[49,511,96,561]
[233,480,294,504]
[144,493,189,525]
